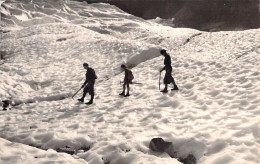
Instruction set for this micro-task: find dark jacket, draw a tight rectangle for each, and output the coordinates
[83,67,97,86]
[124,68,134,83]
[162,53,172,70]
[162,53,174,84]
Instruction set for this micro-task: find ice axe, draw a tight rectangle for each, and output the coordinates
[72,87,82,99]
[159,71,161,90]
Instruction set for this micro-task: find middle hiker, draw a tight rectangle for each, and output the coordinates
[119,64,134,97]
[78,63,97,105]
[160,49,179,93]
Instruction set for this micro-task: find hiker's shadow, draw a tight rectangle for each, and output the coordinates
[57,104,85,120]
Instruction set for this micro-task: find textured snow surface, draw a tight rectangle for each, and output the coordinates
[0,0,260,164]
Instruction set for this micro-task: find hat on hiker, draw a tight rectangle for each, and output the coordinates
[160,49,166,54]
[121,64,126,68]
[83,63,88,67]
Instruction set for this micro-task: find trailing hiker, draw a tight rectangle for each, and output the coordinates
[78,63,97,104]
[2,100,11,111]
[160,49,179,93]
[119,64,134,97]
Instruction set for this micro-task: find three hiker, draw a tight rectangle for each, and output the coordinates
[78,63,97,105]
[77,49,178,104]
[160,49,179,93]
[119,64,134,97]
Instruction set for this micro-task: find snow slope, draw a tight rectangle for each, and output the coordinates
[0,0,260,164]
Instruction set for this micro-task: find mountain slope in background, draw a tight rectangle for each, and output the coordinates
[1,0,260,164]
[87,0,260,31]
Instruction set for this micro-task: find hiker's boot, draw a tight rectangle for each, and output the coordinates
[86,100,93,105]
[86,94,94,105]
[78,91,88,102]
[171,84,179,91]
[161,89,168,93]
[119,92,125,96]
[78,98,84,102]
[124,93,130,97]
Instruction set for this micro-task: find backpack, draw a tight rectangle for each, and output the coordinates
[92,68,98,79]
[87,68,98,79]
[127,69,134,82]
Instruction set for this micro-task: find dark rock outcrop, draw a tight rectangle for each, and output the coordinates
[149,138,197,164]
[86,0,260,31]
[149,137,173,153]
[173,0,260,31]
[179,154,197,164]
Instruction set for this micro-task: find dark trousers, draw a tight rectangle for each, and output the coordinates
[164,67,176,85]
[81,80,95,101]
[122,79,130,94]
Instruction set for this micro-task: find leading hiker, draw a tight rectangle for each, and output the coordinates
[78,63,97,104]
[160,49,179,93]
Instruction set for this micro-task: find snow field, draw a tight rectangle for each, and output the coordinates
[0,138,86,164]
[1,0,260,164]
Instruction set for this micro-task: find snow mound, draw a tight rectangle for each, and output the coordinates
[0,138,86,164]
[126,47,161,68]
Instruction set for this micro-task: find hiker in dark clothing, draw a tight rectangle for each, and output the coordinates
[160,49,178,93]
[78,63,97,104]
[2,100,11,111]
[119,64,134,97]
